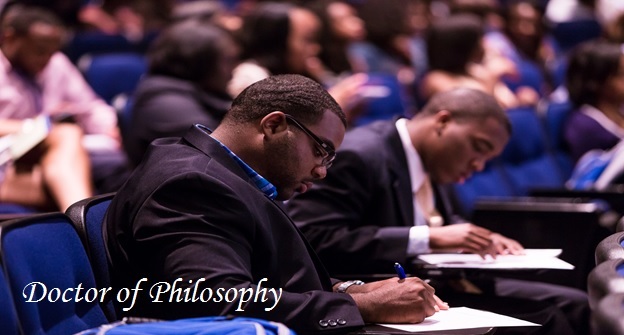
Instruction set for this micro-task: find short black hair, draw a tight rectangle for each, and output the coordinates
[1,3,63,36]
[418,88,511,134]
[225,74,346,128]
[147,20,235,83]
[566,40,622,108]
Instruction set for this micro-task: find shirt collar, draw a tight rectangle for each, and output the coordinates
[395,118,426,193]
[210,135,278,200]
[580,104,624,138]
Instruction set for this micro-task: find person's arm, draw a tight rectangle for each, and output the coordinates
[43,53,119,140]
[286,149,412,274]
[135,175,365,333]
[135,174,447,331]
[347,277,448,323]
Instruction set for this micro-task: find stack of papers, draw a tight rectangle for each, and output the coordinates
[417,249,573,270]
[378,307,539,332]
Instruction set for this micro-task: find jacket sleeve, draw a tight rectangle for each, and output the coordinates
[130,172,365,334]
[286,149,411,275]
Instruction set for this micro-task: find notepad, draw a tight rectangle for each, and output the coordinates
[378,307,539,332]
[417,249,573,270]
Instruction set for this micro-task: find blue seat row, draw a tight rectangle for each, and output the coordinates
[0,193,299,335]
[0,212,109,335]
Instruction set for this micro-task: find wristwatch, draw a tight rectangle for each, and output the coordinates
[336,280,365,293]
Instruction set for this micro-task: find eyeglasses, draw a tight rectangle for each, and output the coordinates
[284,114,336,168]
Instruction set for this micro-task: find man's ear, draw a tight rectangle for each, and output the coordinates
[1,27,16,44]
[260,111,288,137]
[434,110,452,135]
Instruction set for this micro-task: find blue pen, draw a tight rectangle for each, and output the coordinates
[394,262,406,279]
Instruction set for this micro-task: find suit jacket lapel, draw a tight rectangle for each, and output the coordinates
[183,124,256,186]
[185,124,334,289]
[383,121,414,227]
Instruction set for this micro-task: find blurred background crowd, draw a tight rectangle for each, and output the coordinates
[0,0,623,217]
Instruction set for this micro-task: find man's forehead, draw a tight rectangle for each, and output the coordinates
[28,22,63,38]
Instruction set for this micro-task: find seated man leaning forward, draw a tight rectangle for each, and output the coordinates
[104,74,448,334]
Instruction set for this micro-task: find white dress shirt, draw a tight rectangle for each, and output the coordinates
[395,118,432,255]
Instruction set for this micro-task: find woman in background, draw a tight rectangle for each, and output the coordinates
[420,13,536,108]
[124,20,239,166]
[563,39,624,162]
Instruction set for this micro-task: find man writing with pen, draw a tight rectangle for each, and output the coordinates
[104,75,449,335]
[286,88,590,334]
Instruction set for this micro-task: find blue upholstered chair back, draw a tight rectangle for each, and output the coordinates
[450,161,515,218]
[78,52,147,104]
[63,31,154,64]
[550,19,602,55]
[0,265,20,335]
[352,73,408,127]
[66,193,117,321]
[503,59,546,96]
[0,213,108,335]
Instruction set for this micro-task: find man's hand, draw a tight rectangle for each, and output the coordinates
[429,223,497,257]
[348,277,448,324]
[491,233,525,255]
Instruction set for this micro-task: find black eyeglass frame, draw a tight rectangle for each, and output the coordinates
[284,114,336,167]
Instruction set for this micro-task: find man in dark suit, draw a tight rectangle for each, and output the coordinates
[286,88,590,334]
[104,74,447,335]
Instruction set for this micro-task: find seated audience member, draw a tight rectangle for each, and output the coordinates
[0,121,92,212]
[226,2,322,97]
[226,2,366,123]
[596,0,624,44]
[77,0,172,39]
[0,4,130,193]
[105,74,448,334]
[305,0,366,86]
[420,14,536,109]
[348,0,423,114]
[306,0,389,127]
[286,88,589,335]
[485,0,556,97]
[123,20,239,167]
[563,39,624,162]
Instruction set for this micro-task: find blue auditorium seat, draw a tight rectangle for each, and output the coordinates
[63,32,155,64]
[503,59,546,96]
[550,19,602,55]
[0,213,108,334]
[79,52,147,104]
[0,265,20,335]
[543,98,574,153]
[66,193,117,321]
[451,161,515,218]
[352,73,408,127]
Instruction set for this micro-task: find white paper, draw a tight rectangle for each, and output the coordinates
[379,307,539,332]
[417,249,573,270]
